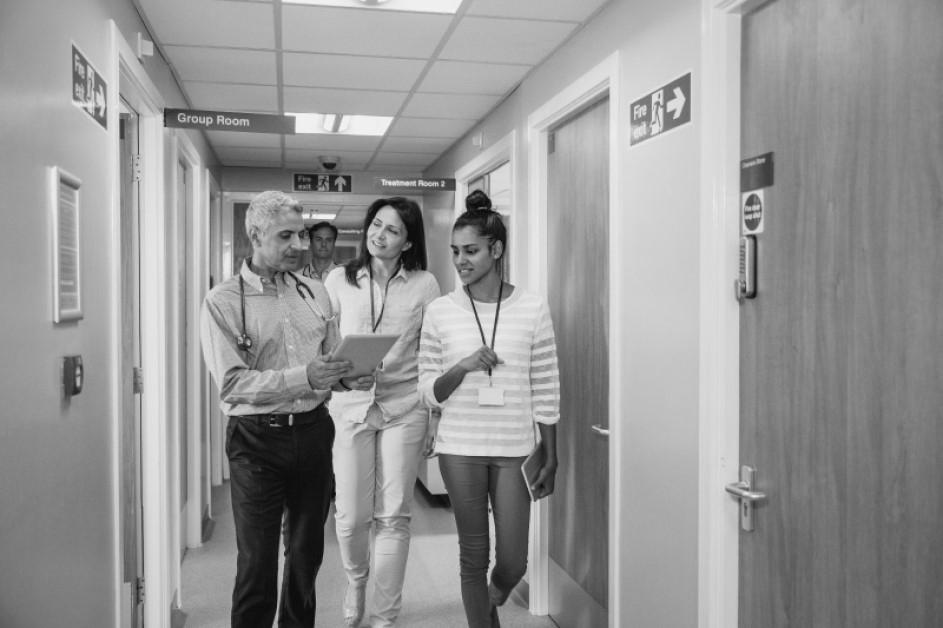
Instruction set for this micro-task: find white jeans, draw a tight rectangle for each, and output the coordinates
[333,403,428,627]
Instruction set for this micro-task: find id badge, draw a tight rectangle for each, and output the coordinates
[478,386,505,406]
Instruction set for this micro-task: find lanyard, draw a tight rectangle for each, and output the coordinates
[369,263,400,332]
[465,281,503,377]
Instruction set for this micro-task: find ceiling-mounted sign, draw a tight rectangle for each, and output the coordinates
[164,109,296,134]
[293,173,352,193]
[630,72,691,146]
[740,152,773,235]
[374,177,456,191]
[72,44,107,130]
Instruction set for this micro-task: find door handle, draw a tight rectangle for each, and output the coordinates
[726,465,766,531]
[724,481,766,502]
[591,424,609,437]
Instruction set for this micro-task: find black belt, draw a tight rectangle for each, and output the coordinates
[235,405,328,428]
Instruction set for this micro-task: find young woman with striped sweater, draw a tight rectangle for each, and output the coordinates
[418,195,560,628]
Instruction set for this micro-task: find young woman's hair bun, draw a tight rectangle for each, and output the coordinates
[465,189,492,212]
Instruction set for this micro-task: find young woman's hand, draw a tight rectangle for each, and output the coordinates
[339,374,375,391]
[530,458,558,500]
[422,411,440,457]
[457,346,504,374]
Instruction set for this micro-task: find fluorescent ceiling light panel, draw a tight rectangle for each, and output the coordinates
[282,0,462,14]
[304,211,338,220]
[290,113,392,136]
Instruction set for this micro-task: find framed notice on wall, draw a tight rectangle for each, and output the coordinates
[50,166,83,323]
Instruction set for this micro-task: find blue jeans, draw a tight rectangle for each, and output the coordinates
[226,410,335,628]
[438,454,531,628]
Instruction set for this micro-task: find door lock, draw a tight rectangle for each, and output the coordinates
[725,465,766,531]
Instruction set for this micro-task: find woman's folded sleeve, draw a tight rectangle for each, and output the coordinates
[417,315,445,410]
[530,301,561,425]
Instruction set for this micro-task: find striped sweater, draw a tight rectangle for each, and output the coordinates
[418,286,560,457]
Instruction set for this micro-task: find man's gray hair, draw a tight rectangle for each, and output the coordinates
[245,190,303,240]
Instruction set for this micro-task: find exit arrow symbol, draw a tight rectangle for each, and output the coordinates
[667,86,686,120]
[96,85,106,117]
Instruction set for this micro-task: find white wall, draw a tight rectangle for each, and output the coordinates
[0,1,216,625]
[424,0,702,625]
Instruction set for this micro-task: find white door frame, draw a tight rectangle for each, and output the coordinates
[175,131,209,558]
[110,20,172,628]
[525,52,622,625]
[697,1,770,627]
[453,131,517,279]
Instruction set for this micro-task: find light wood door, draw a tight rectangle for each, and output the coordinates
[547,96,609,627]
[119,102,144,627]
[738,1,943,625]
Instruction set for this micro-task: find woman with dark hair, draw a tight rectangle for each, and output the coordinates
[418,194,560,628]
[323,196,440,627]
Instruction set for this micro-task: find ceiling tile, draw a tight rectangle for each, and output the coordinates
[439,16,577,65]
[283,52,425,91]
[283,86,407,116]
[466,0,611,22]
[184,82,279,112]
[215,146,283,163]
[205,130,283,148]
[284,149,372,167]
[380,136,455,153]
[371,152,440,168]
[402,93,502,120]
[164,46,277,84]
[418,60,530,95]
[282,5,452,58]
[388,117,476,138]
[137,0,276,48]
[285,134,383,151]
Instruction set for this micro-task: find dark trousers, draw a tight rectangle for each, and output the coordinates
[226,409,335,628]
[438,455,531,628]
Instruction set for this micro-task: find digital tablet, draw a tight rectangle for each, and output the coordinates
[521,444,545,502]
[330,334,400,377]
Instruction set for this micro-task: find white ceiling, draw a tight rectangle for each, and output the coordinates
[133,0,611,174]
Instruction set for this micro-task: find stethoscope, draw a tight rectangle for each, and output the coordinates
[236,269,330,352]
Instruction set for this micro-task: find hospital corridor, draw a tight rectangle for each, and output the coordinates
[0,0,941,627]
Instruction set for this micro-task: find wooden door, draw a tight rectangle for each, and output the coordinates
[119,102,145,627]
[738,1,943,626]
[547,96,609,627]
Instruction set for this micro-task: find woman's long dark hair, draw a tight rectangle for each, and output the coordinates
[344,196,428,286]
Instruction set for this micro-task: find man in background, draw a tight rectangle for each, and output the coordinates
[301,221,339,281]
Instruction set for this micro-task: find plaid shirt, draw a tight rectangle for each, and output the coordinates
[200,260,340,417]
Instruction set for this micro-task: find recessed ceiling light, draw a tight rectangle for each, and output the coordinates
[304,211,338,221]
[282,0,462,14]
[288,113,392,136]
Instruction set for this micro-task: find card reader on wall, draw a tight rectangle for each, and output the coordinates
[62,355,83,398]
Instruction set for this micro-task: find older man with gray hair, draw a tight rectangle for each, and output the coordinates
[200,190,374,627]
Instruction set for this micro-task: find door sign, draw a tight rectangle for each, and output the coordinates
[72,44,107,130]
[373,177,456,192]
[629,72,691,146]
[742,189,765,235]
[740,152,774,235]
[293,173,352,193]
[164,109,296,134]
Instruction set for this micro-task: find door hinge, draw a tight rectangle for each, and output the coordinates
[132,154,142,182]
[548,132,555,154]
[134,576,145,605]
[132,367,143,394]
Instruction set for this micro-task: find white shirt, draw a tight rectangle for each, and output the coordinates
[324,265,440,422]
